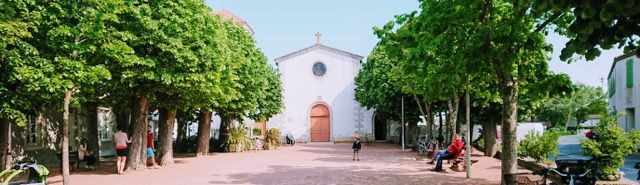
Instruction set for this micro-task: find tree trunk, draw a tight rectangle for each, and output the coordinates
[128,97,140,134]
[126,96,148,171]
[408,121,417,149]
[218,114,231,151]
[456,98,463,134]
[447,95,459,144]
[86,103,100,165]
[1,118,11,170]
[196,110,212,156]
[564,111,572,130]
[176,117,187,142]
[500,79,519,185]
[157,108,176,165]
[445,110,451,144]
[483,116,499,157]
[62,90,72,185]
[575,112,583,133]
[115,109,130,134]
[426,102,434,139]
[438,111,443,139]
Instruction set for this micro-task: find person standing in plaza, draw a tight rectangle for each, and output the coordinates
[352,135,362,161]
[114,125,131,175]
[147,125,160,169]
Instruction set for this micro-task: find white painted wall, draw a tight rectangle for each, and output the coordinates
[269,46,374,142]
[608,55,639,131]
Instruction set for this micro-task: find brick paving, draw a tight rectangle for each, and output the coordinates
[47,143,523,185]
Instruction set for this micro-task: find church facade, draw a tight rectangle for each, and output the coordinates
[269,39,375,142]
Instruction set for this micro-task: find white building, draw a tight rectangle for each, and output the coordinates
[268,36,374,142]
[608,53,639,130]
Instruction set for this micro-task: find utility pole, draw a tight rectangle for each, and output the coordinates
[465,84,471,178]
[401,96,405,151]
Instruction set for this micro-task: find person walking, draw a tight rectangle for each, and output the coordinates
[352,135,362,161]
[114,125,131,175]
[147,125,160,169]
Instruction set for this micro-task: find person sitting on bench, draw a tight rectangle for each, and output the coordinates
[78,138,96,170]
[430,134,463,172]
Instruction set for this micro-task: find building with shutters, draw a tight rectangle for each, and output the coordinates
[608,53,639,130]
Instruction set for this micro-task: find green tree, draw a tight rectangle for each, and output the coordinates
[0,0,46,170]
[532,0,640,60]
[214,21,284,152]
[99,0,227,169]
[25,1,124,183]
[537,84,607,130]
[355,45,421,138]
[149,4,227,163]
[373,0,567,183]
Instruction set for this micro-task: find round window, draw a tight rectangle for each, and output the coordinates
[312,62,326,76]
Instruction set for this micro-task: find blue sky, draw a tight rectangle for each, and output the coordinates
[206,0,622,88]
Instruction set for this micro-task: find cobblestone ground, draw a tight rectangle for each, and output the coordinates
[47,143,520,185]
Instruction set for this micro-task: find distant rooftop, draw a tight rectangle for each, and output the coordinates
[216,9,254,35]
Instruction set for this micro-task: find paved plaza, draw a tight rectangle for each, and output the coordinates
[47,143,513,185]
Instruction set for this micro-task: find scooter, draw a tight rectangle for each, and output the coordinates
[0,161,49,185]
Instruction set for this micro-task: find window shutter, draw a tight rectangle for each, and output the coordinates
[627,59,634,88]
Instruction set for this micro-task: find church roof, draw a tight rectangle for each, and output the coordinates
[274,43,364,63]
[216,9,254,35]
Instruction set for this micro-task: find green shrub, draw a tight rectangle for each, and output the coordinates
[580,114,640,177]
[264,128,281,150]
[548,126,576,136]
[223,126,252,152]
[253,128,262,136]
[518,130,560,162]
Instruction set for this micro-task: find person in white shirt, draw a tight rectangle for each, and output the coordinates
[114,125,131,175]
[78,138,96,170]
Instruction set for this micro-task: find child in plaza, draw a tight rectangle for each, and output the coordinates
[147,125,160,169]
[352,135,362,161]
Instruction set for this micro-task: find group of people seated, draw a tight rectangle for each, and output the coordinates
[427,134,465,172]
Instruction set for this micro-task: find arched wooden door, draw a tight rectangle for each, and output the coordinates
[310,104,330,142]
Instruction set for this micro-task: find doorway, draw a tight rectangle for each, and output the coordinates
[310,104,330,142]
[374,114,386,140]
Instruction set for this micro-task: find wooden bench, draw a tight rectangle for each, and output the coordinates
[449,158,480,172]
[426,141,439,158]
[57,151,85,172]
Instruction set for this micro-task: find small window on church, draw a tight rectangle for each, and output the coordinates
[313,62,326,76]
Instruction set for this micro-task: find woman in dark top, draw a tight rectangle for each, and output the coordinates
[352,136,362,161]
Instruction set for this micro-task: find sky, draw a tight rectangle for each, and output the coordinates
[206,0,623,88]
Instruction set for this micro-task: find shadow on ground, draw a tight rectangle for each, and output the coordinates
[212,165,498,185]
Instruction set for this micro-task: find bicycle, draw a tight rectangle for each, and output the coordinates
[417,138,427,156]
[512,155,606,185]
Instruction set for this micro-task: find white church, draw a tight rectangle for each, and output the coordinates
[268,33,375,142]
[160,10,399,144]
